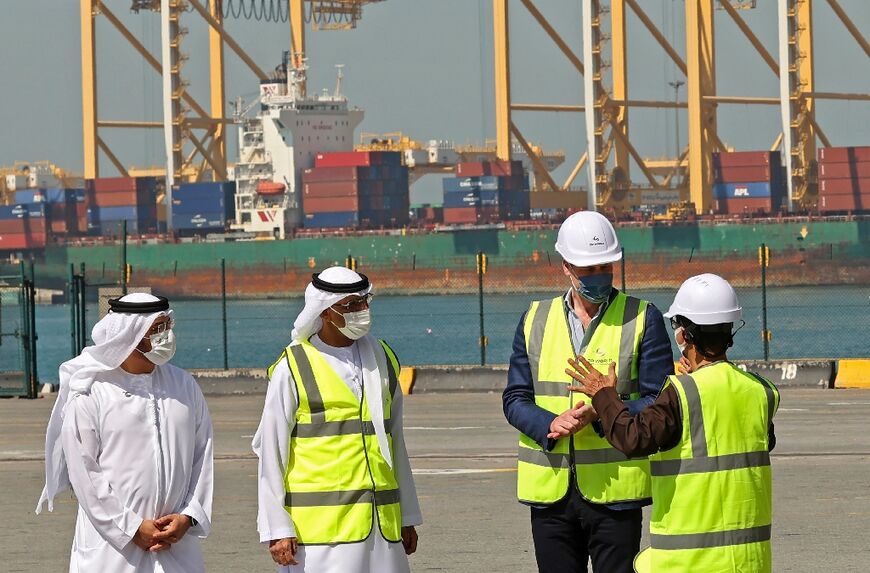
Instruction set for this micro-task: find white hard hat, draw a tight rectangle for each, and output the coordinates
[664,273,742,325]
[555,211,622,267]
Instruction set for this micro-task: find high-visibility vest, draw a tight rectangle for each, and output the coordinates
[517,291,652,505]
[268,339,402,545]
[635,362,779,573]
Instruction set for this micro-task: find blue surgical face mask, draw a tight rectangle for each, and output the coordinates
[571,272,613,304]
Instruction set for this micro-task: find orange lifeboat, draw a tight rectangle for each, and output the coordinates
[257,181,286,195]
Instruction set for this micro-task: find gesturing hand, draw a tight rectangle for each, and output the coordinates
[565,356,617,398]
[152,514,192,546]
[269,537,299,566]
[401,526,418,555]
[132,519,170,552]
[547,400,598,440]
[677,355,693,375]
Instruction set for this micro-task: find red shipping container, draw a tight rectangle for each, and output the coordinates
[818,146,870,163]
[818,162,870,179]
[819,177,870,195]
[89,189,146,207]
[0,232,44,250]
[714,197,775,214]
[455,162,488,177]
[819,194,868,212]
[302,166,361,183]
[315,151,379,168]
[303,196,359,213]
[88,177,138,193]
[443,207,479,224]
[712,151,778,168]
[487,160,524,177]
[713,165,773,182]
[50,219,70,234]
[477,205,500,223]
[303,181,360,198]
[0,219,29,233]
[26,218,47,234]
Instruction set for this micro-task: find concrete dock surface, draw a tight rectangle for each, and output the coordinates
[2,388,869,572]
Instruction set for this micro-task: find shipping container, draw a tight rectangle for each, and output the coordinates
[304,211,359,228]
[713,197,778,214]
[712,182,783,199]
[173,212,227,230]
[0,233,44,250]
[819,177,870,195]
[303,181,360,198]
[818,146,870,163]
[0,219,30,233]
[314,151,402,169]
[443,189,500,208]
[529,191,587,209]
[819,194,868,212]
[713,165,774,182]
[14,190,45,204]
[303,196,360,213]
[712,151,781,168]
[87,176,159,195]
[488,160,524,177]
[818,162,870,179]
[442,207,479,225]
[172,182,235,219]
[302,166,361,183]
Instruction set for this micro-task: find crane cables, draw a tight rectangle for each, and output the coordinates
[221,0,355,27]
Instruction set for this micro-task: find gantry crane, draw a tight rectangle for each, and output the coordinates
[492,0,870,214]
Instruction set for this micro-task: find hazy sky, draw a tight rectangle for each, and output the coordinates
[0,0,867,203]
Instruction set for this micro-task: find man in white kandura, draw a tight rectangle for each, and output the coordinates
[36,293,214,573]
[254,266,421,572]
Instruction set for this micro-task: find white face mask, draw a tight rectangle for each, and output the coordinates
[334,309,372,340]
[140,329,177,365]
[674,327,688,355]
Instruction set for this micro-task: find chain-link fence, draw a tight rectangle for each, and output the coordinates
[27,243,870,382]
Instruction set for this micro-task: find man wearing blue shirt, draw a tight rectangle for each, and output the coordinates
[503,211,674,573]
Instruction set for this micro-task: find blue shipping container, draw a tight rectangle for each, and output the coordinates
[42,188,72,203]
[712,181,783,199]
[173,212,227,230]
[304,211,359,228]
[443,190,500,208]
[14,190,45,204]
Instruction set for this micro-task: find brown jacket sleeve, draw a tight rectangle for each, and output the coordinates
[591,385,683,458]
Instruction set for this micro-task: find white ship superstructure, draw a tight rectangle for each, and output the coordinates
[232,55,363,238]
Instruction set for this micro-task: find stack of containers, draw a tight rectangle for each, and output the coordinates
[302,151,410,228]
[171,182,236,235]
[442,160,529,224]
[711,151,785,215]
[12,188,88,236]
[0,203,47,250]
[85,177,159,236]
[818,146,870,213]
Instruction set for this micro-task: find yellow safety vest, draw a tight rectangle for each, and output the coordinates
[517,291,652,505]
[268,339,403,545]
[635,362,779,573]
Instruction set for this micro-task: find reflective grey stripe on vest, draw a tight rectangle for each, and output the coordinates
[289,345,327,424]
[285,488,400,508]
[650,524,771,550]
[527,299,553,392]
[746,371,777,427]
[294,418,394,439]
[517,447,570,469]
[380,341,399,397]
[677,374,708,457]
[651,450,770,476]
[616,296,641,395]
[574,448,634,464]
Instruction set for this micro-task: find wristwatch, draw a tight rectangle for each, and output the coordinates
[185,514,198,527]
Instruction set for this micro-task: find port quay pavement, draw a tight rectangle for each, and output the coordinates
[3,375,870,572]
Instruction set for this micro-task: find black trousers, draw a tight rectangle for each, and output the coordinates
[530,485,642,573]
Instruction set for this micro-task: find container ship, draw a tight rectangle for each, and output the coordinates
[1,57,869,297]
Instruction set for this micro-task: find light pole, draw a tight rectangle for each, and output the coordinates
[668,79,685,183]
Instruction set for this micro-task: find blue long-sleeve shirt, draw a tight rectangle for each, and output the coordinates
[502,289,675,509]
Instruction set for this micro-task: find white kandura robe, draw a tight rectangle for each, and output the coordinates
[60,363,214,573]
[255,335,422,573]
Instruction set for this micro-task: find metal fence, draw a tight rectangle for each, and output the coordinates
[19,243,870,383]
